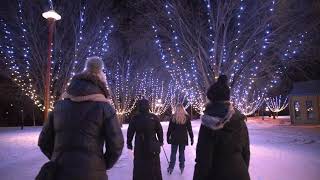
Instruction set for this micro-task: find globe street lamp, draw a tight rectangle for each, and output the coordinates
[42,10,61,121]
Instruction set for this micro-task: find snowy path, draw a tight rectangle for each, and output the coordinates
[0,119,320,180]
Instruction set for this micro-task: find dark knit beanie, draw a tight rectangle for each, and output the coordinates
[206,75,230,102]
[137,99,150,113]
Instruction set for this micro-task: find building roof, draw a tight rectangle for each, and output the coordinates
[290,80,320,96]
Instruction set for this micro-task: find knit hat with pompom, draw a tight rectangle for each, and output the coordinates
[206,75,230,102]
[84,56,104,74]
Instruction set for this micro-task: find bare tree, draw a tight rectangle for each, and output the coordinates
[130,0,319,114]
[136,69,171,115]
[0,0,114,114]
[265,95,288,119]
[106,57,138,124]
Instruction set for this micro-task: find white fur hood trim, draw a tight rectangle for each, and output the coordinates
[201,105,235,130]
[62,92,111,103]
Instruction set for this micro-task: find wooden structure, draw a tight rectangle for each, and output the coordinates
[289,80,320,124]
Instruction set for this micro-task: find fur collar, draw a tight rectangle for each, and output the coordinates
[201,104,235,130]
[62,92,112,103]
[69,72,109,98]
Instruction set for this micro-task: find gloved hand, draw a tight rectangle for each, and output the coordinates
[167,137,172,144]
[191,138,194,146]
[127,143,133,150]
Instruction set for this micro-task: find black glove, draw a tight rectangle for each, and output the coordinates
[127,143,133,150]
[191,138,194,146]
[167,137,172,144]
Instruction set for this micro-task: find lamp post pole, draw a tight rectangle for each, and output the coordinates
[190,104,193,120]
[42,10,61,121]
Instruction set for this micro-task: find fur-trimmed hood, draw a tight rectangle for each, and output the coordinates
[62,92,112,103]
[201,102,235,130]
[63,72,110,102]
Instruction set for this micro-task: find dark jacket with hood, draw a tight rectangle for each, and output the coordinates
[38,73,124,180]
[127,99,163,180]
[167,115,193,145]
[193,101,250,180]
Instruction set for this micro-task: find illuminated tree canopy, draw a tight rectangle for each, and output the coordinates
[0,0,114,111]
[146,0,318,115]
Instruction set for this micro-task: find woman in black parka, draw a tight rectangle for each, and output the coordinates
[167,104,194,174]
[193,75,250,180]
[38,56,124,180]
[127,99,164,180]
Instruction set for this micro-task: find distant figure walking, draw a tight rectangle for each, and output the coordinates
[38,56,124,180]
[167,104,194,174]
[193,75,250,180]
[127,99,164,180]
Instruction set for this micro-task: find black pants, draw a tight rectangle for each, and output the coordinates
[169,144,185,169]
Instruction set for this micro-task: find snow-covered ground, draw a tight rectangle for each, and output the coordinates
[0,118,320,180]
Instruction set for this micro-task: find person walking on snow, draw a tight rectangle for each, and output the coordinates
[167,103,194,174]
[193,75,250,180]
[127,99,164,180]
[38,56,124,180]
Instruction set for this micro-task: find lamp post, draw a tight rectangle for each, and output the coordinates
[42,10,61,121]
[190,104,193,120]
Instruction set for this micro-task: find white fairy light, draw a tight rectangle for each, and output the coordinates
[265,95,288,113]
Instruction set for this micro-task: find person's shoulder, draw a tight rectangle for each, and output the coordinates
[148,113,160,122]
[52,99,71,110]
[54,99,65,106]
[149,113,159,119]
[232,108,246,121]
[131,114,140,121]
[100,101,116,115]
[199,123,215,135]
[228,108,247,128]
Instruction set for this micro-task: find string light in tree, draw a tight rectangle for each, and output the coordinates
[69,1,113,82]
[153,4,206,112]
[152,0,308,116]
[169,80,190,111]
[232,88,265,116]
[265,95,288,113]
[0,1,114,112]
[136,70,171,115]
[106,60,137,117]
[281,32,307,63]
[0,2,43,110]
[69,2,87,79]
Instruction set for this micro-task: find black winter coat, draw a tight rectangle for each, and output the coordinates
[167,115,194,145]
[38,73,124,180]
[193,101,250,180]
[127,112,164,180]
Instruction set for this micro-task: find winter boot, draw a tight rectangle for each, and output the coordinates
[179,164,185,174]
[180,166,184,174]
[167,167,173,175]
